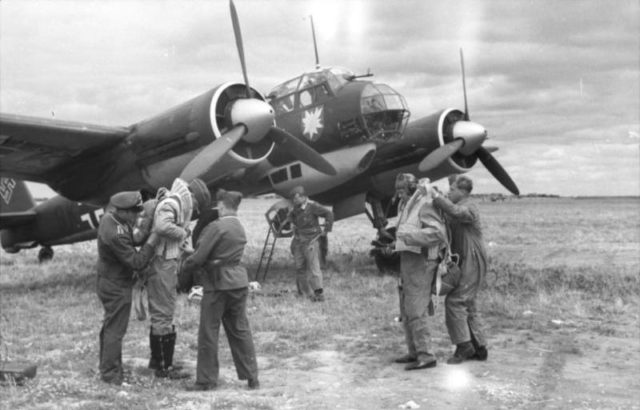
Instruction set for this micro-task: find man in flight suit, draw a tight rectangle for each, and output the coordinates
[287,185,333,302]
[433,175,489,364]
[182,190,259,391]
[394,174,448,370]
[147,178,211,379]
[96,191,158,385]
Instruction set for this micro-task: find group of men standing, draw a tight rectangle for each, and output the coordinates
[94,171,488,389]
[394,173,488,369]
[96,178,259,390]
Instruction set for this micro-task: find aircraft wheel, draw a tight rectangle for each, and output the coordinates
[38,246,54,263]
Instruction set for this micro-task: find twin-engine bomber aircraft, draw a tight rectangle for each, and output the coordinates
[0,1,518,269]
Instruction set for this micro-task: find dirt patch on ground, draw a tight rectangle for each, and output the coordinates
[123,315,640,410]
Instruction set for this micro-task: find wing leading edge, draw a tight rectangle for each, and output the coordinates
[0,113,129,183]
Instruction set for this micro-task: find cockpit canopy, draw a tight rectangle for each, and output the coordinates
[268,66,355,100]
[268,66,410,142]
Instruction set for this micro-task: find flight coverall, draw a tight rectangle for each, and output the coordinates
[395,191,447,363]
[148,181,192,336]
[96,212,155,384]
[288,200,333,297]
[433,196,488,347]
[182,215,258,387]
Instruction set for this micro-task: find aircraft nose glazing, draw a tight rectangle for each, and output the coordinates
[230,98,275,143]
[453,120,487,155]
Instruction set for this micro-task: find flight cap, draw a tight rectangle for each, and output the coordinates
[188,178,212,211]
[110,191,144,212]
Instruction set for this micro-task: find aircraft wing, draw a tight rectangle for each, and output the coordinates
[0,113,129,183]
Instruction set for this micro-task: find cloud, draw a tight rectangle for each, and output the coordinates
[1,0,638,196]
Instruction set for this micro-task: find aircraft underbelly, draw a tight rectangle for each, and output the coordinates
[267,143,376,198]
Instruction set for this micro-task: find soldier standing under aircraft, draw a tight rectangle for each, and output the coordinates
[286,186,334,302]
[182,190,259,391]
[393,174,447,370]
[433,175,489,364]
[146,178,211,379]
[96,191,159,385]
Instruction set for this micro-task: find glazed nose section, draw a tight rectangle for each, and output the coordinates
[360,83,409,140]
[453,121,487,155]
[229,98,275,144]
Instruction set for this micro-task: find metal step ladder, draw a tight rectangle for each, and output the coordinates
[255,199,293,282]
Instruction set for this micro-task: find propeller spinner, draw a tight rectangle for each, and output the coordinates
[418,49,519,195]
[180,0,336,181]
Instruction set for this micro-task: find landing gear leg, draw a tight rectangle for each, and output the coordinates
[365,196,400,274]
[38,246,54,263]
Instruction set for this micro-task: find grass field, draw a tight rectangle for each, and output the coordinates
[1,197,639,409]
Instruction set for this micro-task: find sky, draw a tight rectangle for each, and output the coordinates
[1,0,638,197]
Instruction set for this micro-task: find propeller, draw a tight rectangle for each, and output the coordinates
[181,125,246,181]
[267,127,336,175]
[229,0,251,98]
[180,0,336,180]
[475,146,519,195]
[418,49,519,195]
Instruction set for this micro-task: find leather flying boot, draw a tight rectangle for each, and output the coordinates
[394,354,417,364]
[447,341,476,364]
[404,354,437,371]
[311,288,325,302]
[248,378,260,390]
[155,332,190,379]
[148,330,162,370]
[470,331,488,361]
[185,382,217,391]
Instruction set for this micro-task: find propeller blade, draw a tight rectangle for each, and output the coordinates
[267,127,337,175]
[180,125,246,181]
[475,146,520,195]
[229,0,251,97]
[418,139,465,172]
[460,48,470,121]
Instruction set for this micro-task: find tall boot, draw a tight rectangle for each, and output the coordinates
[446,341,476,365]
[155,332,189,379]
[470,330,488,361]
[148,331,162,370]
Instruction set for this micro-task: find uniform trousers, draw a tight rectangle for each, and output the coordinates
[147,257,178,335]
[290,237,323,296]
[97,276,132,383]
[399,251,437,361]
[196,287,258,386]
[445,250,487,346]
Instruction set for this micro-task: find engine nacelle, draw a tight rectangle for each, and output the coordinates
[131,82,275,188]
[363,108,476,199]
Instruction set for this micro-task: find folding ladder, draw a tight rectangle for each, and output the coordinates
[255,199,293,282]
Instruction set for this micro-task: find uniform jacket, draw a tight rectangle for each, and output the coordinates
[287,200,334,242]
[433,196,488,287]
[182,215,248,291]
[395,190,447,259]
[96,212,155,283]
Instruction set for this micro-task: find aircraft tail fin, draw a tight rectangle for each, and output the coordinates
[0,178,37,229]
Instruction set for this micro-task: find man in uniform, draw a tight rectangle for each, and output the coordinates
[96,191,159,385]
[147,178,211,379]
[393,174,447,370]
[286,186,333,302]
[433,175,489,364]
[182,190,259,391]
